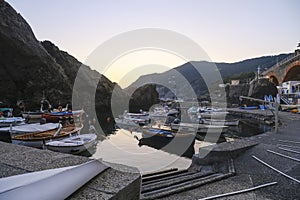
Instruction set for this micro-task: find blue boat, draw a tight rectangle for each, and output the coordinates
[239,106,258,110]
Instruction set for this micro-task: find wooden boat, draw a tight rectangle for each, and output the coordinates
[201,119,240,126]
[42,110,84,123]
[12,124,83,148]
[45,133,97,155]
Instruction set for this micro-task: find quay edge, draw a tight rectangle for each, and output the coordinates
[0,141,141,199]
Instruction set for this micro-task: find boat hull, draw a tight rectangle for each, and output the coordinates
[200,112,229,119]
[22,112,42,119]
[46,134,97,155]
[171,123,229,134]
[202,119,240,126]
[140,128,195,158]
[12,124,83,148]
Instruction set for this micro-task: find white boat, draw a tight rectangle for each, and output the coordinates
[0,117,25,127]
[201,119,240,126]
[0,123,58,134]
[149,106,169,118]
[170,122,228,134]
[114,117,140,130]
[124,112,150,125]
[45,133,97,155]
[117,111,150,127]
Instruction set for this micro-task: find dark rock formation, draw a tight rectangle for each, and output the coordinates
[0,0,71,109]
[0,0,123,127]
[249,78,278,101]
[0,0,159,133]
[226,84,250,106]
[129,84,159,112]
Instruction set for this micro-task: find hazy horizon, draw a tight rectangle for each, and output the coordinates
[6,0,299,87]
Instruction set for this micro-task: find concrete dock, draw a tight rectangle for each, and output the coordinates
[0,109,299,199]
[161,109,300,199]
[0,142,141,199]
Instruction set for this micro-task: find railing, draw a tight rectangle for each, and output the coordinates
[263,53,300,75]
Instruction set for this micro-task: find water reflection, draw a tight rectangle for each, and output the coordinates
[90,119,271,173]
[91,129,192,173]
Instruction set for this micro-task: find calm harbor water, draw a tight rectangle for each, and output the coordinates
[91,120,271,173]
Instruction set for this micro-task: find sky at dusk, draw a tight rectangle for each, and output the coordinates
[6,0,300,87]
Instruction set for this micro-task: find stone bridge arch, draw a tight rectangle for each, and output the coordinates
[268,74,279,86]
[282,60,300,83]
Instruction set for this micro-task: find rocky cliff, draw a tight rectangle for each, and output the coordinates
[0,0,160,129]
[0,0,127,120]
[0,0,71,109]
[129,84,159,112]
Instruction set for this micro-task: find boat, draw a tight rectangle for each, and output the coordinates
[114,110,150,130]
[142,127,175,139]
[139,127,195,158]
[120,111,150,126]
[201,118,240,126]
[22,111,43,120]
[149,106,169,118]
[0,108,13,117]
[239,106,258,110]
[12,124,83,148]
[45,133,97,155]
[21,98,53,120]
[0,122,58,134]
[199,111,229,119]
[0,117,25,127]
[170,122,228,134]
[114,117,140,130]
[41,109,84,123]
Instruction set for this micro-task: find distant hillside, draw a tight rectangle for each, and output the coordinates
[127,53,291,99]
